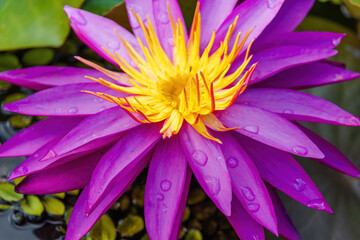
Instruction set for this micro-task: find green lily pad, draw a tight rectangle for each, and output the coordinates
[3,93,27,105]
[53,192,66,199]
[65,207,73,225]
[20,195,44,216]
[82,0,123,15]
[42,196,65,216]
[117,215,144,237]
[0,53,21,71]
[89,214,116,240]
[0,204,13,210]
[0,182,23,202]
[13,176,25,186]
[9,114,33,128]
[185,229,203,240]
[22,48,55,66]
[0,0,84,51]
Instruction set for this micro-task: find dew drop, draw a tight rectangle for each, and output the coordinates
[106,41,120,50]
[160,180,172,192]
[94,97,104,103]
[253,236,261,240]
[307,199,326,210]
[247,203,260,212]
[283,109,294,114]
[293,178,306,192]
[162,203,168,213]
[267,0,277,8]
[337,116,360,125]
[156,193,164,201]
[69,10,87,25]
[68,107,79,114]
[205,176,221,195]
[39,150,56,162]
[157,12,169,24]
[191,150,208,166]
[332,37,341,47]
[241,187,256,201]
[19,166,28,174]
[291,145,308,155]
[335,74,343,80]
[243,125,259,134]
[167,37,174,47]
[226,157,238,168]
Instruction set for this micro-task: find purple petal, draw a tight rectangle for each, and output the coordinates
[236,134,332,213]
[15,149,107,195]
[66,150,150,240]
[296,124,360,177]
[0,117,84,157]
[266,184,302,240]
[237,46,338,85]
[64,6,140,66]
[3,83,120,116]
[227,194,265,240]
[153,0,186,59]
[180,124,232,216]
[125,0,157,45]
[145,137,189,240]
[253,62,360,89]
[199,0,237,50]
[237,88,360,126]
[218,132,278,235]
[0,67,112,91]
[49,107,140,156]
[219,104,324,158]
[255,0,315,45]
[87,124,161,213]
[214,0,284,56]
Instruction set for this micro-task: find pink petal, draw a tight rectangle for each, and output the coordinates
[266,184,302,240]
[236,134,332,213]
[145,137,190,240]
[0,117,84,157]
[237,88,360,126]
[153,0,187,59]
[253,62,360,89]
[296,123,360,177]
[87,124,161,213]
[219,104,324,158]
[3,83,120,116]
[218,132,278,235]
[49,107,140,156]
[180,124,232,216]
[227,194,265,240]
[64,6,140,66]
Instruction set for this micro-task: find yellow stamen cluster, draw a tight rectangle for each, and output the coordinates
[83,3,257,142]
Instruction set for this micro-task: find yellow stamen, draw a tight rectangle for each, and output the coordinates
[82,3,257,142]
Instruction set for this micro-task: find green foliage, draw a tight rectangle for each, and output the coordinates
[117,215,144,236]
[89,214,117,240]
[0,182,23,202]
[0,54,21,72]
[42,196,66,216]
[20,195,44,216]
[82,0,123,15]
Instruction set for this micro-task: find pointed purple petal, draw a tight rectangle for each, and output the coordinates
[296,124,360,177]
[227,195,265,240]
[218,132,278,235]
[253,62,360,89]
[266,184,302,240]
[50,107,140,156]
[199,0,237,50]
[15,149,107,195]
[237,88,360,126]
[214,0,284,56]
[87,124,161,213]
[180,124,232,216]
[145,137,189,240]
[64,6,139,66]
[153,0,186,59]
[236,134,332,213]
[0,67,114,91]
[0,117,84,157]
[219,104,324,158]
[3,83,120,116]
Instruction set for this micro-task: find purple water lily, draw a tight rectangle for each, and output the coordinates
[0,0,359,239]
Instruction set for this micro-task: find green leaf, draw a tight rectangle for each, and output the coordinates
[42,196,65,216]
[65,207,73,225]
[20,195,44,216]
[0,182,23,202]
[53,192,66,199]
[0,0,84,51]
[344,0,360,19]
[82,0,123,15]
[22,48,55,66]
[13,176,26,186]
[0,204,13,210]
[117,215,144,237]
[0,53,21,71]
[178,0,197,30]
[90,214,116,240]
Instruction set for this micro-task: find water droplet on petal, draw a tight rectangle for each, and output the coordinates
[157,12,169,24]
[205,176,221,195]
[243,125,259,134]
[167,37,174,47]
[292,145,308,156]
[106,41,120,50]
[68,107,79,114]
[253,236,261,240]
[293,178,306,192]
[247,203,260,212]
[156,193,164,201]
[267,0,277,8]
[307,199,327,210]
[70,10,87,25]
[335,74,343,80]
[39,150,56,162]
[19,166,28,174]
[283,109,294,114]
[162,203,168,213]
[332,37,341,46]
[94,97,104,103]
[226,157,238,168]
[191,150,208,166]
[241,187,256,201]
[160,180,172,192]
[337,116,360,125]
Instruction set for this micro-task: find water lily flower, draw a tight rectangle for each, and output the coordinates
[0,0,359,239]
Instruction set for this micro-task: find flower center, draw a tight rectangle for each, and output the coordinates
[82,3,257,142]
